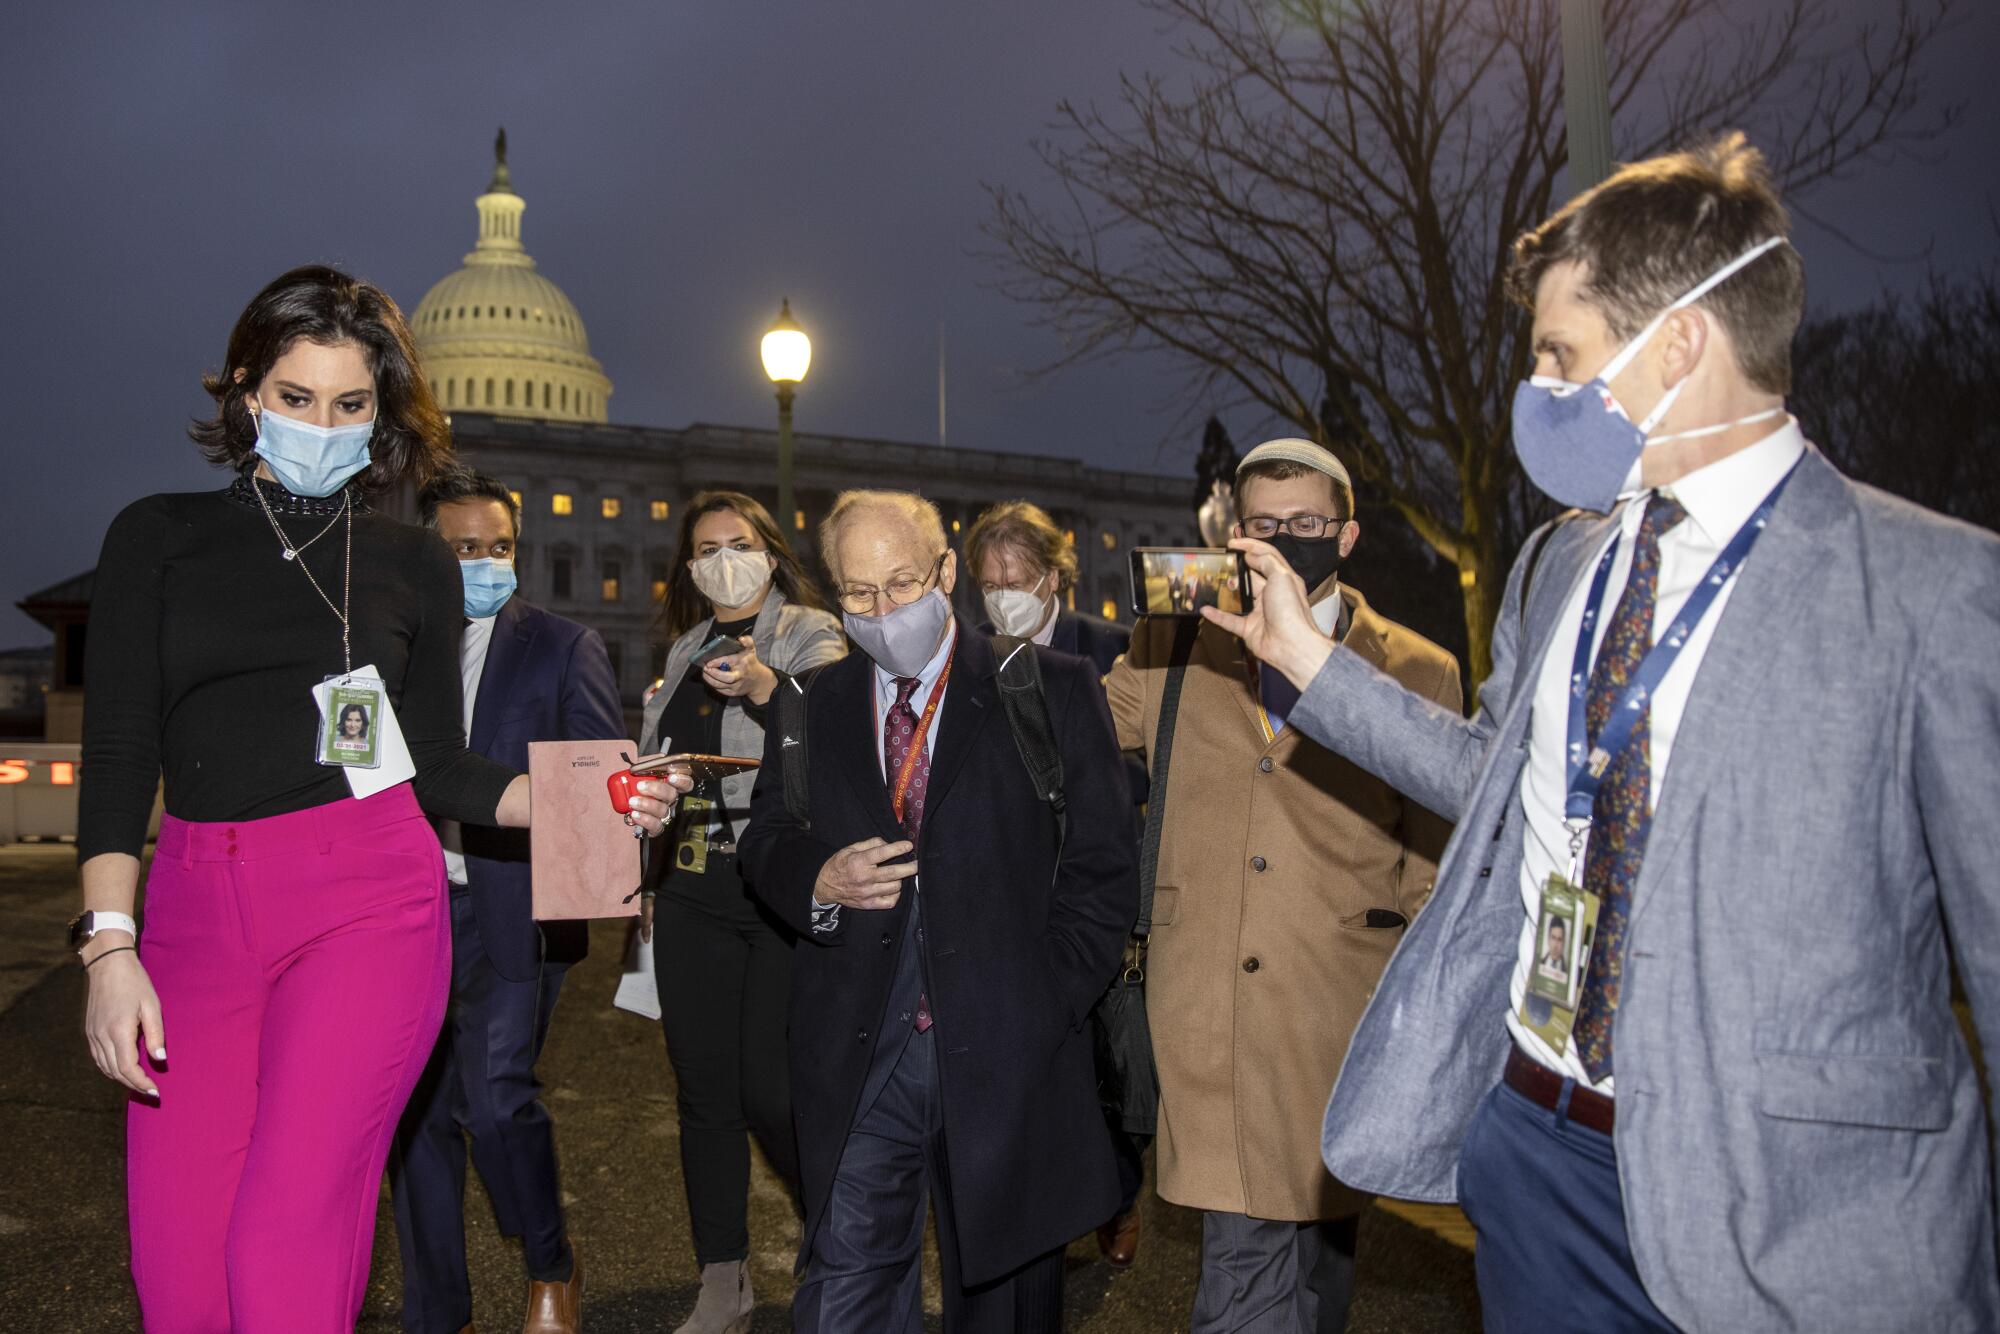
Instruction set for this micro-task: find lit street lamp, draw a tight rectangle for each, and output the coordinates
[761,299,812,535]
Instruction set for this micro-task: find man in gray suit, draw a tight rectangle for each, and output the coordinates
[1207,133,2000,1332]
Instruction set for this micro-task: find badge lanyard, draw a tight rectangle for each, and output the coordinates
[1560,463,1799,876]
[1249,658,1278,745]
[883,642,956,825]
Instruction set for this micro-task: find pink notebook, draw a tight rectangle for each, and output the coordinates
[529,739,645,920]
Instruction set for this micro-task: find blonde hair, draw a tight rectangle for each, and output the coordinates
[818,490,949,582]
[964,500,1078,591]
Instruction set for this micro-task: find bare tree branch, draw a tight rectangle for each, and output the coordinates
[979,0,1959,678]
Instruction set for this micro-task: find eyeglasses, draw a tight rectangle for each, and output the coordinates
[1242,514,1342,539]
[838,553,946,615]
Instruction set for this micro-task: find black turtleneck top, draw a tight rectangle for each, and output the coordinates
[77,474,518,861]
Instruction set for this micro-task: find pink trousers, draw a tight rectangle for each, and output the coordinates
[128,784,450,1333]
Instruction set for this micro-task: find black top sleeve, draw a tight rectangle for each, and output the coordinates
[77,498,170,862]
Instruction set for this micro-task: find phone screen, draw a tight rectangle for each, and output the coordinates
[1128,548,1253,618]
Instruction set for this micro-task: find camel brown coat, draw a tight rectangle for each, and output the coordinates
[1105,584,1461,1221]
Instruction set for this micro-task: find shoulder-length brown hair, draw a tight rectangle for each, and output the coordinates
[189,264,452,493]
[659,490,831,641]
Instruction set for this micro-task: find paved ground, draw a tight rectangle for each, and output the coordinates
[0,843,1481,1331]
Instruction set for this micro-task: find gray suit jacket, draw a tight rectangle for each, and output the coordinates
[639,589,845,836]
[1295,447,2000,1332]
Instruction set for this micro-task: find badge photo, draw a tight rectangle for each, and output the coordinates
[319,683,384,769]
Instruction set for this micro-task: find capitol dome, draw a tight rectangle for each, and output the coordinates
[412,131,613,423]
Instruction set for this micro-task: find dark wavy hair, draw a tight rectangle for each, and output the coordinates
[189,265,452,493]
[659,490,831,641]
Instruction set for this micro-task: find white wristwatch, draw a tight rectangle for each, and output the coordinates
[68,910,138,955]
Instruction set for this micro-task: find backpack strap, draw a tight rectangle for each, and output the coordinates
[772,663,833,829]
[1136,618,1200,938]
[990,635,1066,843]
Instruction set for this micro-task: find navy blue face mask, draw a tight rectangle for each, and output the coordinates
[1511,237,1789,513]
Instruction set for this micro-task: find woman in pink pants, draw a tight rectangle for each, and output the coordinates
[72,266,683,1332]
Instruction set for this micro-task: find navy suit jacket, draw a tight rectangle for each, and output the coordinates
[740,624,1139,1286]
[457,595,625,982]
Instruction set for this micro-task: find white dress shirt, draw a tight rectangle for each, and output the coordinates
[439,612,499,887]
[1507,420,1807,1093]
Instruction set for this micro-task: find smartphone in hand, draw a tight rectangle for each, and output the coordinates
[691,633,743,668]
[1129,547,1255,618]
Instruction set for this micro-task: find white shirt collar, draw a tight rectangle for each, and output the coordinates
[1656,416,1806,547]
[1031,602,1061,648]
[1311,582,1344,638]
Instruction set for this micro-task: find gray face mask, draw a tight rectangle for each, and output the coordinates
[844,587,953,678]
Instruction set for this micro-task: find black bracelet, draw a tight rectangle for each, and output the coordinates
[83,944,137,969]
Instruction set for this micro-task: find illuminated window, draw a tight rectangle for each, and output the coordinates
[1101,531,1118,551]
[795,509,806,532]
[1064,529,1076,545]
[508,490,523,511]
[601,561,622,602]
[650,565,670,602]
[951,519,962,533]
[601,497,622,519]
[551,493,574,516]
[650,500,671,521]
[1101,598,1119,622]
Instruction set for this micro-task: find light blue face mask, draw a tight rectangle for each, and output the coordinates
[1511,237,1789,513]
[460,557,517,619]
[250,405,376,498]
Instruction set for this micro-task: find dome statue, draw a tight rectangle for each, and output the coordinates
[411,129,613,423]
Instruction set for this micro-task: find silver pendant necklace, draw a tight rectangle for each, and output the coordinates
[252,479,354,673]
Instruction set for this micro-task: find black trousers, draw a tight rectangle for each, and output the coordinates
[794,1025,1065,1334]
[653,869,798,1266]
[390,884,570,1334]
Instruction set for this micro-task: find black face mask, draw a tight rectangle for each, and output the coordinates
[1266,530,1347,592]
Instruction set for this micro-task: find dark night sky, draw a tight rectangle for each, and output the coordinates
[3,2,1995,647]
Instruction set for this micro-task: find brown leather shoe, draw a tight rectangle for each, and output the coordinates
[1096,1206,1142,1268]
[521,1243,583,1333]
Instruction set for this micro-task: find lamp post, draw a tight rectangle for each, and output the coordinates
[761,299,812,536]
[1561,0,1613,195]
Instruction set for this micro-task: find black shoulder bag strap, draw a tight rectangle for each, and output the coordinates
[1135,618,1200,938]
[773,663,834,829]
[990,634,1066,842]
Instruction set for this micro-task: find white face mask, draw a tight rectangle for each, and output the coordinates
[690,546,774,610]
[983,573,1055,638]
